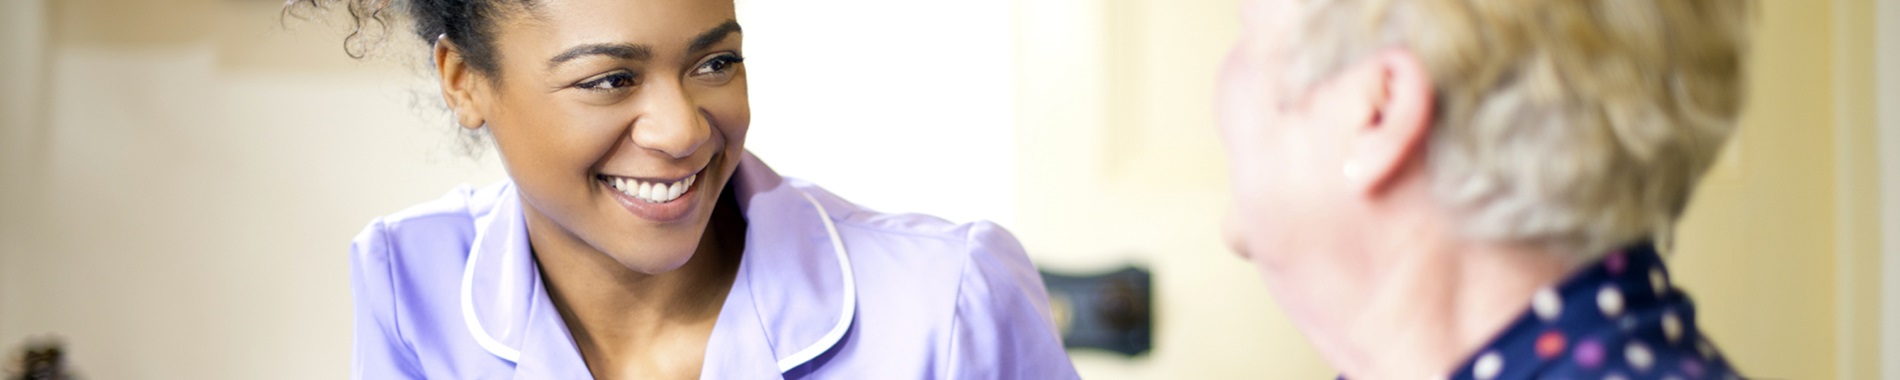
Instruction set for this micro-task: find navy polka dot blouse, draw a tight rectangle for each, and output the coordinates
[1350,243,1741,380]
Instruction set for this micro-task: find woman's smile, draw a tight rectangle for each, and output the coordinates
[598,154,719,223]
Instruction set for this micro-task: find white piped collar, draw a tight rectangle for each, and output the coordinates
[458,151,858,375]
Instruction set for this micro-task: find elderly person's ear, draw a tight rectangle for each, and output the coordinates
[1338,49,1434,196]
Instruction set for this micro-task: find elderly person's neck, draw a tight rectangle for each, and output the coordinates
[1325,189,1579,379]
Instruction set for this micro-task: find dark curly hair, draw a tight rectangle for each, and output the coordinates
[282,0,532,75]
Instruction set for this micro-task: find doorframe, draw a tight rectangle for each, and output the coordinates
[1875,0,1900,378]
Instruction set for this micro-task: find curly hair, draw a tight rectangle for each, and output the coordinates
[282,0,539,155]
[1282,0,1752,257]
[281,0,532,74]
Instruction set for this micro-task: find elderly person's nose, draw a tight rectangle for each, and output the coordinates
[1221,210,1252,260]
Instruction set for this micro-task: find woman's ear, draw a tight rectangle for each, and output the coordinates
[433,36,488,130]
[1342,48,1435,196]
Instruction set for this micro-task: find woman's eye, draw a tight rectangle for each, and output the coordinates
[691,54,745,78]
[576,72,637,91]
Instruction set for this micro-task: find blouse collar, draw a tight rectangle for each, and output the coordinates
[1437,242,1733,379]
[458,150,857,378]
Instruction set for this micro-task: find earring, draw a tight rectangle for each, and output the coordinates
[1342,160,1366,182]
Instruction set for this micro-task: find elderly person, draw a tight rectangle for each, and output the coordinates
[1215,0,1749,379]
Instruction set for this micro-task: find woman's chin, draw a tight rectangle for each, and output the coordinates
[608,249,699,275]
[588,207,719,274]
[595,235,706,274]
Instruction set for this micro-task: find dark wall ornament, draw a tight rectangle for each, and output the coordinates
[6,336,76,380]
[1041,265,1152,357]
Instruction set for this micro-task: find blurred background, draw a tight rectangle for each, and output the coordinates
[0,0,1891,378]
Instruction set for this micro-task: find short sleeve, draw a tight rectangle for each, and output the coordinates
[350,218,425,379]
[946,221,1080,379]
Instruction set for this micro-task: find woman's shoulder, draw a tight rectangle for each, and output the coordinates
[788,180,1027,265]
[787,179,1049,322]
[350,183,511,278]
[784,180,1075,378]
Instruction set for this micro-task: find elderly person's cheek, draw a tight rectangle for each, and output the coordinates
[1215,70,1268,262]
[1214,52,1247,138]
[1214,51,1273,162]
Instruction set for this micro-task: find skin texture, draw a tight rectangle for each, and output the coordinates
[433,0,750,378]
[1215,0,1578,378]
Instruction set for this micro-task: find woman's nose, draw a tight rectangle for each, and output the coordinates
[629,80,712,159]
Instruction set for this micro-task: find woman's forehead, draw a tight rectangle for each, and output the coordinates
[500,0,739,51]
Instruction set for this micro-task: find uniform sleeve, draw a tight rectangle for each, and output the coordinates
[945,221,1081,380]
[351,218,425,379]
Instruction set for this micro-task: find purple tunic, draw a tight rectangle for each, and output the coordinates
[349,152,1079,379]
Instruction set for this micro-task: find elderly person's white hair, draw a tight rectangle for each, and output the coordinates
[1282,0,1752,258]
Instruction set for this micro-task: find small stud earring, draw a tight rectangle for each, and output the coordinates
[1342,161,1366,182]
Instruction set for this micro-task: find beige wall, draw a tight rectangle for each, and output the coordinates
[1014,0,1334,378]
[1670,0,1868,378]
[0,0,1880,378]
[1,0,509,377]
[0,0,50,359]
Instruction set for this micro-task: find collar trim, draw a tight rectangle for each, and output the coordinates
[460,187,529,362]
[775,188,857,372]
[462,236,523,362]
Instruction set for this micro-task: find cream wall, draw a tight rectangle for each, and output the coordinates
[1014,0,1334,378]
[0,0,1880,379]
[0,0,50,361]
[1669,0,1865,378]
[0,0,509,377]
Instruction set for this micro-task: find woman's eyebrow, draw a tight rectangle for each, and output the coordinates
[544,20,741,70]
[548,43,653,70]
[688,20,742,53]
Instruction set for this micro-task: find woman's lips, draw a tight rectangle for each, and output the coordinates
[601,171,700,223]
[597,159,715,223]
[605,173,697,203]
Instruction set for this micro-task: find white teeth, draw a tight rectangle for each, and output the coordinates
[607,173,698,203]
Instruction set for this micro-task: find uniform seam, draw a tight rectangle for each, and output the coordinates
[372,219,426,373]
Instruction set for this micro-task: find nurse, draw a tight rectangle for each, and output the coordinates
[289,0,1078,378]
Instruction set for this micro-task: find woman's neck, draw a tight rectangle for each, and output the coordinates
[1328,217,1577,379]
[526,192,747,378]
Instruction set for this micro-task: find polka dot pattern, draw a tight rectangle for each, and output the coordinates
[1662,312,1683,343]
[1650,268,1669,296]
[1626,342,1654,372]
[1597,285,1625,318]
[1574,339,1605,369]
[1532,288,1563,322]
[1338,242,1742,380]
[1473,351,1503,380]
[1534,331,1566,359]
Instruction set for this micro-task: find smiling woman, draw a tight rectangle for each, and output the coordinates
[282,0,1079,378]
